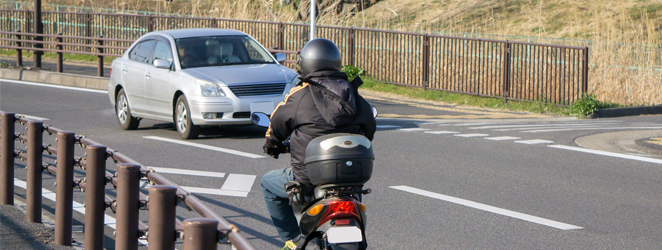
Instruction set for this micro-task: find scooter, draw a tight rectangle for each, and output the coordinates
[252,110,376,250]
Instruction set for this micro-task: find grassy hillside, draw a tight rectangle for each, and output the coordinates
[8,0,662,105]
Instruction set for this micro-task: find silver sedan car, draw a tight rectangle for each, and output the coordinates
[108,28,298,139]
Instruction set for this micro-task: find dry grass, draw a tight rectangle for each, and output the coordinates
[11,0,662,105]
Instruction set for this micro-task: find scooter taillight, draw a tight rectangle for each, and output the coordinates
[318,200,360,227]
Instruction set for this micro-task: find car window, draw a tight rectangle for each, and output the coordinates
[175,35,275,69]
[152,41,173,65]
[130,40,156,64]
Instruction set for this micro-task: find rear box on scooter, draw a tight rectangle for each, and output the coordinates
[304,133,374,185]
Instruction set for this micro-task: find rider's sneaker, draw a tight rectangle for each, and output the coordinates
[280,236,302,250]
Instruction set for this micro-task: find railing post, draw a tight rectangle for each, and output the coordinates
[502,41,511,103]
[423,34,430,89]
[15,31,23,67]
[582,47,589,94]
[56,33,63,73]
[54,131,75,246]
[115,164,141,250]
[148,15,154,32]
[97,36,103,77]
[278,22,285,51]
[85,144,107,250]
[85,12,91,52]
[26,120,43,223]
[182,218,219,250]
[0,112,16,205]
[148,185,177,250]
[33,0,43,69]
[348,27,355,67]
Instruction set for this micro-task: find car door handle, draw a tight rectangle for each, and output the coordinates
[122,68,128,73]
[145,73,151,78]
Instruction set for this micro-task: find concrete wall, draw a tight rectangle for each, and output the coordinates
[0,68,108,91]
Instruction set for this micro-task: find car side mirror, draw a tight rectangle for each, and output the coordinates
[274,53,287,64]
[251,112,271,128]
[154,59,171,69]
[371,107,378,118]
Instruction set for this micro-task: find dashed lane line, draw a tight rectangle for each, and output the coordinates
[390,185,583,230]
[454,134,489,137]
[424,131,459,134]
[484,136,521,141]
[515,139,554,144]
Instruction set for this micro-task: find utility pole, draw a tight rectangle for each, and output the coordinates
[34,0,43,68]
[310,0,315,41]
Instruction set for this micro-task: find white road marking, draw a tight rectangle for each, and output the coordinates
[425,131,459,134]
[220,174,256,193]
[390,185,583,230]
[484,136,521,141]
[143,136,265,159]
[1,79,108,94]
[148,166,225,178]
[454,122,495,126]
[515,139,554,144]
[549,145,662,165]
[522,126,662,133]
[376,125,403,129]
[14,179,149,245]
[179,186,249,197]
[399,128,430,132]
[470,123,620,130]
[414,122,442,125]
[454,134,489,137]
[17,114,50,121]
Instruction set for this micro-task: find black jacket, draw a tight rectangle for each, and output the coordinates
[266,71,377,184]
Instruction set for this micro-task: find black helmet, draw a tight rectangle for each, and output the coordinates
[298,38,342,77]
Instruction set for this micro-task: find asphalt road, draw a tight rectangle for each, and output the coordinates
[3,79,662,249]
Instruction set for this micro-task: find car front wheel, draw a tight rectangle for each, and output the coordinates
[174,95,200,139]
[116,89,140,130]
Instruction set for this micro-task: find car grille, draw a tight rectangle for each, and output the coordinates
[228,83,286,97]
[233,112,251,119]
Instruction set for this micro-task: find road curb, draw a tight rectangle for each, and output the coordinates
[588,106,662,119]
[0,67,108,90]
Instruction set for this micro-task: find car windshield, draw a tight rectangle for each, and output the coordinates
[175,35,276,69]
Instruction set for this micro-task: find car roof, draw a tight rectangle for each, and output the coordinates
[152,28,248,39]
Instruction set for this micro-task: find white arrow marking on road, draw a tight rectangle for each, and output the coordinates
[390,185,583,230]
[221,174,256,193]
[143,136,265,159]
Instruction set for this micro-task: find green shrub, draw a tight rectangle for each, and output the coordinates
[566,94,622,117]
[342,65,365,81]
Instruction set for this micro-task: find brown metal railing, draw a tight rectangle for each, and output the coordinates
[1,111,256,250]
[0,9,589,105]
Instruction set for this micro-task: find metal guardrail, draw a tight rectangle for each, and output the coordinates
[0,9,589,105]
[0,111,257,250]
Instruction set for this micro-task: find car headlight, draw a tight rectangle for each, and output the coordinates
[290,77,301,89]
[195,80,226,97]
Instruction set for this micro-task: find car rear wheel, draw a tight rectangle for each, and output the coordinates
[116,89,140,130]
[175,95,200,139]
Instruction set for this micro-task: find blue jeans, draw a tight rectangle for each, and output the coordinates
[261,167,300,241]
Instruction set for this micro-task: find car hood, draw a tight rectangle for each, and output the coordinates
[183,64,294,85]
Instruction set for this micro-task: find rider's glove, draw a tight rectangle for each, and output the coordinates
[263,139,284,159]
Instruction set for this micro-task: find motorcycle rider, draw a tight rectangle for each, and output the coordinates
[260,38,376,250]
